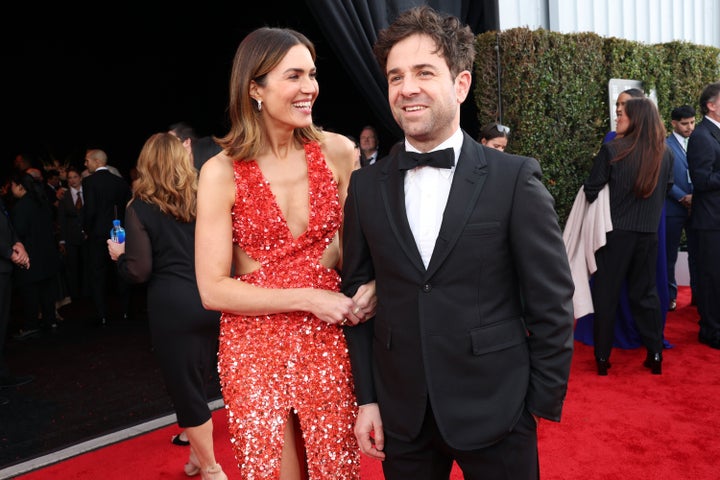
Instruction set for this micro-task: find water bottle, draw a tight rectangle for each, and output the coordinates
[110,219,125,243]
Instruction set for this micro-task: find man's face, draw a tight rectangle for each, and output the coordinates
[84,156,97,173]
[385,33,470,150]
[707,93,720,122]
[67,171,82,189]
[47,174,61,187]
[672,117,695,138]
[359,128,377,153]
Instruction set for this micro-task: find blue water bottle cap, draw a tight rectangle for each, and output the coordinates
[113,219,121,227]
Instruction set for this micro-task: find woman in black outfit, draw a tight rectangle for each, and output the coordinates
[584,97,674,376]
[107,133,225,480]
[9,172,61,336]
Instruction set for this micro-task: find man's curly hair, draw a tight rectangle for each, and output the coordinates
[373,5,476,78]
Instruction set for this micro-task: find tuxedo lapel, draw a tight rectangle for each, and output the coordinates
[426,134,488,279]
[380,152,426,273]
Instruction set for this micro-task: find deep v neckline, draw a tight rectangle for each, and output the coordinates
[250,147,311,242]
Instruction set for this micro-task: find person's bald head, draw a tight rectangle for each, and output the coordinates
[84,149,108,173]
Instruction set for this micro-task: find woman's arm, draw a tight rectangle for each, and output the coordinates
[584,144,612,203]
[109,202,152,284]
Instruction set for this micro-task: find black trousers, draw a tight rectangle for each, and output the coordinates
[664,214,698,300]
[696,229,720,339]
[382,401,539,480]
[0,271,12,375]
[87,237,129,320]
[591,230,664,359]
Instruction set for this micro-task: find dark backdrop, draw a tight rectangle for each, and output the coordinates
[4,1,497,179]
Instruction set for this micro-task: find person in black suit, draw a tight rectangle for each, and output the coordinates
[58,166,89,300]
[0,195,34,399]
[664,105,698,311]
[687,82,720,350]
[9,172,62,334]
[340,7,575,479]
[82,149,132,325]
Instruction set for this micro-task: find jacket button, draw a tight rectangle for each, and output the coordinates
[422,284,432,292]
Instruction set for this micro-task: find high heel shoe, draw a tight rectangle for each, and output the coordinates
[596,358,611,376]
[184,450,227,480]
[202,464,227,480]
[184,450,200,476]
[643,352,662,375]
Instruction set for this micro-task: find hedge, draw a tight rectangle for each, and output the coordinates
[474,28,720,225]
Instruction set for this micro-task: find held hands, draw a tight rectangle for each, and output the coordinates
[11,242,30,269]
[309,280,376,327]
[352,280,377,320]
[355,403,386,460]
[106,238,125,261]
[309,289,364,326]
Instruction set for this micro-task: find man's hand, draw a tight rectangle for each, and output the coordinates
[679,194,692,209]
[355,403,386,460]
[351,280,377,322]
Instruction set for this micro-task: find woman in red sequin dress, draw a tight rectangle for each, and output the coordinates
[195,27,375,480]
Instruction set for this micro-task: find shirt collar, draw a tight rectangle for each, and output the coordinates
[672,131,688,148]
[705,115,720,130]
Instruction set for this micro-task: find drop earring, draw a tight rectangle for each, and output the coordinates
[256,99,262,111]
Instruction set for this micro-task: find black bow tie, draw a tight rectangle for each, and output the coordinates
[397,148,455,171]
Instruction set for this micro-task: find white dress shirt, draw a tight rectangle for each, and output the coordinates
[404,128,463,268]
[672,131,687,152]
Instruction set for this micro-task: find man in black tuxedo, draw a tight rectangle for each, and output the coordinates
[340,7,574,479]
[58,166,89,300]
[687,82,720,350]
[82,149,132,325]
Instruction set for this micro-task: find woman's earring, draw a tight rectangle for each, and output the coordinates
[256,99,262,111]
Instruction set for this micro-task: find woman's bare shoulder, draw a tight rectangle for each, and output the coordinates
[320,132,354,167]
[200,151,234,178]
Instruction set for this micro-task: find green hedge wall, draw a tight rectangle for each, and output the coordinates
[474,28,720,225]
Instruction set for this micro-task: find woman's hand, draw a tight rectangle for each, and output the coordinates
[106,239,125,262]
[307,289,363,327]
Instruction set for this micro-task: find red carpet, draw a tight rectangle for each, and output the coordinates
[14,287,719,479]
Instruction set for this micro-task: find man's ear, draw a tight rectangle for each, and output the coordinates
[455,70,472,104]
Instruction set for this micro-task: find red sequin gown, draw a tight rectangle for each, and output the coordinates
[218,141,359,479]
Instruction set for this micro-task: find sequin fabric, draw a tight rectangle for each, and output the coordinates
[219,141,359,479]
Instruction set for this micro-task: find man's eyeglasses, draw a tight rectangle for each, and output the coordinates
[495,124,510,134]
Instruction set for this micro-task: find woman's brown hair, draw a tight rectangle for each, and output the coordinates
[611,97,667,199]
[132,132,197,223]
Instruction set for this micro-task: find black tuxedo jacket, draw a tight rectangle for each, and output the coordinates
[688,117,720,230]
[341,131,574,450]
[82,170,132,240]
